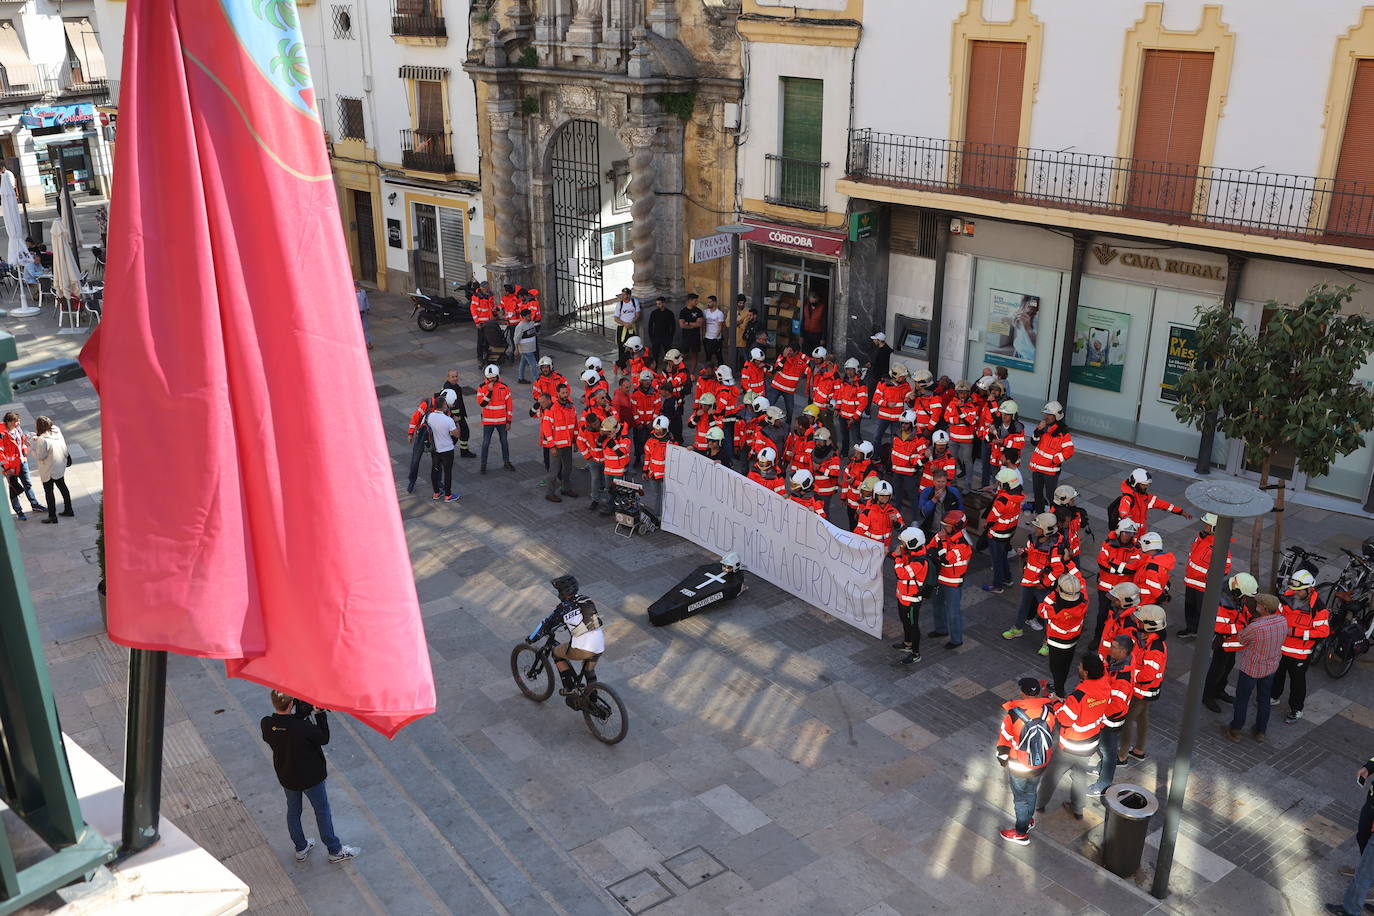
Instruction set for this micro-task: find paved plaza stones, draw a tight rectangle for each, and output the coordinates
[10,289,1374,915]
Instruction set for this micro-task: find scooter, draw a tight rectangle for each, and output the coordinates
[411,282,473,332]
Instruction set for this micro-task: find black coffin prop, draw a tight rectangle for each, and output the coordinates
[648,563,745,627]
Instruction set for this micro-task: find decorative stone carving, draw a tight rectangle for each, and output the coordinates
[488,109,521,262]
[626,126,659,294]
[558,85,598,115]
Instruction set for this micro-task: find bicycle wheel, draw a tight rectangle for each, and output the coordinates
[510,644,555,701]
[581,683,629,745]
[1324,644,1356,679]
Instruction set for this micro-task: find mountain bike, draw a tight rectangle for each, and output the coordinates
[1322,547,1374,679]
[1272,544,1327,596]
[510,633,629,745]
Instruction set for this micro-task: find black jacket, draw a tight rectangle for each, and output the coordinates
[647,307,677,346]
[261,711,331,791]
[440,382,468,418]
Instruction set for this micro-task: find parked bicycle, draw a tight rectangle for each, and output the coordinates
[1273,544,1327,596]
[1322,541,1374,678]
[510,632,629,745]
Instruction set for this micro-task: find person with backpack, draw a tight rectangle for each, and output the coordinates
[424,398,460,502]
[1036,653,1112,820]
[996,677,1058,845]
[1111,467,1191,535]
[405,393,438,495]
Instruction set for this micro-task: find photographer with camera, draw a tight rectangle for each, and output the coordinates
[260,691,359,863]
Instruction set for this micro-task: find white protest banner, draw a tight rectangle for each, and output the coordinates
[660,445,885,638]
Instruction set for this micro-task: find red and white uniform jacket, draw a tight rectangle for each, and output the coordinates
[630,389,663,428]
[893,548,931,607]
[919,449,958,489]
[790,493,828,518]
[602,434,632,477]
[1040,592,1089,649]
[1029,423,1075,475]
[836,379,869,421]
[740,361,768,397]
[1020,534,1070,590]
[943,397,982,444]
[1114,481,1186,533]
[910,393,942,434]
[997,697,1059,775]
[469,293,494,324]
[643,435,669,480]
[933,530,973,587]
[1096,536,1141,593]
[408,398,434,439]
[715,385,742,424]
[540,401,577,449]
[841,459,876,509]
[734,415,761,453]
[771,353,809,394]
[813,452,841,497]
[889,433,926,477]
[477,380,514,426]
[1279,589,1330,660]
[1102,659,1135,728]
[578,406,608,460]
[873,379,912,422]
[1215,595,1252,651]
[748,467,786,495]
[619,354,657,383]
[1132,552,1176,606]
[1054,676,1112,755]
[1056,506,1090,558]
[1184,531,1232,591]
[854,502,903,545]
[985,488,1025,540]
[1099,609,1140,661]
[532,371,569,409]
[690,408,720,451]
[988,422,1026,469]
[665,366,690,401]
[1131,631,1168,700]
[809,365,841,407]
[582,375,610,408]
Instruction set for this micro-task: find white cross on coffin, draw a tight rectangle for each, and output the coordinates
[693,571,728,590]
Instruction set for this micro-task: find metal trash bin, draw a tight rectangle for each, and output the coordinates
[1102,783,1159,878]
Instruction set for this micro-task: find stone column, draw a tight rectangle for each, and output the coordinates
[622,124,659,301]
[487,108,527,289]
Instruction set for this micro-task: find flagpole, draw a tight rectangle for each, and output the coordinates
[119,647,167,856]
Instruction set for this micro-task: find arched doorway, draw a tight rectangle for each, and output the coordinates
[547,119,630,334]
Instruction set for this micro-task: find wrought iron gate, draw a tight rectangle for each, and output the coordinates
[550,119,605,334]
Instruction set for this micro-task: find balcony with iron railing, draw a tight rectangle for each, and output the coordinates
[400,128,454,174]
[391,0,446,38]
[0,64,55,102]
[764,153,829,212]
[845,129,1374,250]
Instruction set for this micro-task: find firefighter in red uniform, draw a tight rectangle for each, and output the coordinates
[741,348,769,399]
[836,359,869,454]
[530,357,568,415]
[1097,581,1142,661]
[1003,513,1070,640]
[1052,485,1092,560]
[641,416,671,516]
[1094,519,1141,642]
[942,379,981,484]
[1132,531,1175,607]
[931,510,973,649]
[811,428,840,519]
[982,467,1025,593]
[1028,401,1074,513]
[1179,513,1232,640]
[662,350,690,403]
[540,383,578,502]
[982,399,1025,489]
[787,469,827,518]
[581,366,609,409]
[1039,574,1090,697]
[581,390,611,512]
[1120,605,1168,765]
[997,677,1058,844]
[714,365,742,467]
[854,480,903,546]
[892,527,931,665]
[1270,570,1330,723]
[597,417,632,517]
[840,441,877,529]
[918,430,958,489]
[748,447,785,494]
[477,364,515,474]
[689,392,719,453]
[808,350,842,444]
[909,368,939,435]
[629,371,664,466]
[871,363,912,449]
[1112,467,1191,534]
[469,282,495,362]
[1202,572,1259,712]
[769,345,809,421]
[783,410,817,475]
[888,410,926,524]
[1036,654,1111,820]
[1088,634,1137,797]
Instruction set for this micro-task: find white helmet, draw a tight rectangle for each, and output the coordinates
[931,430,950,445]
[1139,531,1164,552]
[890,363,910,379]
[705,426,725,443]
[664,349,682,363]
[1110,581,1142,608]
[585,356,603,371]
[538,355,554,368]
[625,336,643,352]
[652,415,670,431]
[1201,512,1219,527]
[1116,518,1140,535]
[913,369,934,386]
[1053,484,1079,505]
[899,409,917,425]
[975,375,996,391]
[854,440,874,458]
[790,468,815,490]
[1042,400,1065,420]
[750,347,765,361]
[813,427,831,443]
[873,480,894,497]
[484,364,500,379]
[720,552,742,573]
[715,365,734,384]
[1057,573,1083,598]
[811,346,827,359]
[757,447,777,465]
[580,369,600,385]
[898,527,926,550]
[1229,572,1259,597]
[753,396,771,412]
[995,467,1021,486]
[843,357,861,370]
[1128,468,1152,487]
[1033,512,1058,535]
[999,399,1019,416]
[697,392,717,407]
[765,406,785,422]
[1290,569,1316,590]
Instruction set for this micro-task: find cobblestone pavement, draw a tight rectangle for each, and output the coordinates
[9,288,1374,916]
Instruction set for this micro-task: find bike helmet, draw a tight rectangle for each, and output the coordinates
[551,575,579,599]
[1139,531,1164,552]
[720,552,742,573]
[1290,569,1316,590]
[898,527,926,550]
[750,347,765,361]
[873,480,894,497]
[484,364,500,379]
[1228,572,1259,597]
[812,346,828,359]
[999,399,1019,416]
[995,467,1021,486]
[1110,581,1142,608]
[705,426,725,443]
[581,369,600,385]
[854,441,874,458]
[585,356,603,371]
[843,357,861,370]
[625,336,643,352]
[1053,484,1079,505]
[791,468,815,491]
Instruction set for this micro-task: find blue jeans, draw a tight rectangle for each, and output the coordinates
[1016,586,1045,627]
[359,309,371,346]
[989,538,1011,588]
[517,351,538,381]
[873,418,895,450]
[894,474,919,524]
[769,386,795,421]
[285,780,341,856]
[9,461,42,512]
[588,461,606,506]
[1089,727,1122,793]
[1008,772,1040,834]
[941,584,964,644]
[480,424,510,466]
[1344,830,1374,914]
[1229,670,1275,734]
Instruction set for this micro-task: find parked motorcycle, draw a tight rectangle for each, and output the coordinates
[1322,540,1374,678]
[411,281,474,332]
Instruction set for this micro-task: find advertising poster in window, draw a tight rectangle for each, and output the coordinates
[984,289,1040,371]
[1070,306,1131,392]
[1159,324,1199,403]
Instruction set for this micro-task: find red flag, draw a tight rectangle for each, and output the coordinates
[81,0,434,735]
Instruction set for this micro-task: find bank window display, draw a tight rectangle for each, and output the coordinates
[1065,277,1154,444]
[966,259,1063,414]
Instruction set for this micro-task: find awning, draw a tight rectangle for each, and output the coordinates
[0,21,34,76]
[63,19,106,81]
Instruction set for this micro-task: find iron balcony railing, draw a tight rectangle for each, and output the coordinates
[391,0,446,37]
[59,76,110,103]
[400,128,454,174]
[764,153,829,212]
[846,129,1374,247]
[0,65,55,101]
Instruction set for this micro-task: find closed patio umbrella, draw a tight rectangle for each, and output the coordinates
[50,216,81,305]
[2,167,33,316]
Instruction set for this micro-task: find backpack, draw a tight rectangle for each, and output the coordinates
[1010,705,1057,769]
[1106,492,1125,533]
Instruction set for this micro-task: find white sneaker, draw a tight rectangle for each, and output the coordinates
[328,845,360,863]
[294,838,316,861]
[1027,619,1044,631]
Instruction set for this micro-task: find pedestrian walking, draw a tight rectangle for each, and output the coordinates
[996,677,1058,844]
[425,400,460,502]
[2,411,45,519]
[477,364,515,474]
[1222,593,1287,742]
[260,691,359,863]
[355,281,372,349]
[614,288,642,362]
[1036,653,1111,820]
[31,417,71,523]
[406,393,438,494]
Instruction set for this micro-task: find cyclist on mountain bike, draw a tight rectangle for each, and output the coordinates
[528,575,606,707]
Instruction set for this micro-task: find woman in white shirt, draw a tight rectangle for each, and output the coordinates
[32,416,72,523]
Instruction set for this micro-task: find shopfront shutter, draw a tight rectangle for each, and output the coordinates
[63,19,107,81]
[438,205,468,285]
[1126,49,1213,214]
[1328,59,1374,237]
[961,40,1025,191]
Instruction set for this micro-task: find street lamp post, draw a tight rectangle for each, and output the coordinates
[717,223,751,366]
[1150,479,1274,899]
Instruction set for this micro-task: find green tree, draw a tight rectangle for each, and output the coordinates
[1172,284,1374,583]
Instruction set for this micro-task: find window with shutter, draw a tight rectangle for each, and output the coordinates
[1329,59,1374,238]
[779,77,824,208]
[414,80,444,134]
[1126,49,1213,215]
[438,205,469,286]
[961,40,1025,192]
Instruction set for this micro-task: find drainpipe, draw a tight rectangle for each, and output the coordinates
[1194,254,1245,474]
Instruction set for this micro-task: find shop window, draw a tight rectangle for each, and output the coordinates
[961,40,1025,192]
[336,96,365,142]
[1329,59,1374,237]
[1126,50,1213,215]
[600,223,632,260]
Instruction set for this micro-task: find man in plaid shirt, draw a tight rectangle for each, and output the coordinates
[1222,594,1287,743]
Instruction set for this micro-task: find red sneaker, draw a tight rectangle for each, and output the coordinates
[999,829,1030,846]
